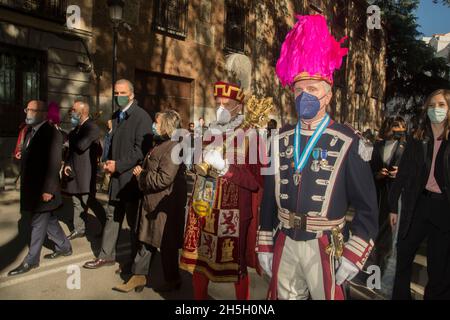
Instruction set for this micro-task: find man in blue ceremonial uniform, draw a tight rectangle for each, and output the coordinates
[257,14,378,300]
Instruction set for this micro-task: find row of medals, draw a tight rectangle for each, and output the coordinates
[285,145,329,186]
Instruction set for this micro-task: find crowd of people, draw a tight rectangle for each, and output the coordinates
[6,14,450,301]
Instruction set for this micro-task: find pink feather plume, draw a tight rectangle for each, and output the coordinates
[276,14,348,87]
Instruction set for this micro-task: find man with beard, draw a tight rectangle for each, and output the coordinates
[180,80,264,300]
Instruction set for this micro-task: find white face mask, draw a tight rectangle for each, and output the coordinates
[216,105,232,124]
[427,107,447,124]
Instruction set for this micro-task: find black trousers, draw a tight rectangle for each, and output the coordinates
[132,243,180,282]
[393,193,450,300]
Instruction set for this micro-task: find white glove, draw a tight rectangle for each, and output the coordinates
[335,257,359,285]
[203,150,227,173]
[258,252,273,278]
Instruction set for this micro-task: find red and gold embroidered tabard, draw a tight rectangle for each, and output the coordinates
[181,176,243,282]
[180,131,264,283]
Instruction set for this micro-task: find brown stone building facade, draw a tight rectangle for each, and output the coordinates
[0,0,385,181]
[91,0,386,129]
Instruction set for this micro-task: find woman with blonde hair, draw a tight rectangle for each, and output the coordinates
[389,89,450,299]
[113,110,187,293]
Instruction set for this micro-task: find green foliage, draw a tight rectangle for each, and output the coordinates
[375,0,450,114]
[432,0,450,6]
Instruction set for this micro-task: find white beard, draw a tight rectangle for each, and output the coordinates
[209,115,244,134]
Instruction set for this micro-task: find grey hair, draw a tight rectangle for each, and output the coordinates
[159,110,181,137]
[74,100,90,112]
[116,79,134,94]
[322,81,331,93]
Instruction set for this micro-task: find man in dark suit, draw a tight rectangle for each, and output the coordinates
[62,100,106,240]
[8,100,72,276]
[84,79,153,271]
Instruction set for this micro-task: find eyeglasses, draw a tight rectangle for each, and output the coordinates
[24,108,44,114]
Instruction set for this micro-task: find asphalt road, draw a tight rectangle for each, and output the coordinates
[0,185,377,300]
[0,187,270,300]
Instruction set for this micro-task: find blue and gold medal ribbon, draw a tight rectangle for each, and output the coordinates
[294,114,330,174]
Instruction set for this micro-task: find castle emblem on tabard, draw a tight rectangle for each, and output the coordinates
[204,210,216,234]
[221,239,235,263]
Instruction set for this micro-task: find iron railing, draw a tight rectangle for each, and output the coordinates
[0,0,67,23]
[224,0,245,53]
[153,0,188,39]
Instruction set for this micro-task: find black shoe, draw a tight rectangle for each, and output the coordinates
[44,249,73,259]
[349,271,369,288]
[83,258,115,269]
[67,230,85,241]
[7,262,39,276]
[154,279,182,293]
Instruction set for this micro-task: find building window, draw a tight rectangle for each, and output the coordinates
[353,1,366,41]
[0,44,46,137]
[371,28,382,50]
[334,56,347,88]
[153,0,189,39]
[224,0,246,53]
[0,0,67,23]
[272,23,289,66]
[355,63,364,94]
[332,0,347,39]
[371,66,381,98]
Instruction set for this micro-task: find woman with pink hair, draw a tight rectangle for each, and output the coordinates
[47,101,69,158]
[47,101,61,127]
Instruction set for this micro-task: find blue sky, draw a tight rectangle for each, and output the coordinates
[416,0,450,36]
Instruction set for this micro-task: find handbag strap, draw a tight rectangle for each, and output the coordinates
[390,140,407,167]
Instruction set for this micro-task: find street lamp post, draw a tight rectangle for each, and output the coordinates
[107,0,125,115]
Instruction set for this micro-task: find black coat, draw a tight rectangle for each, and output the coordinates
[370,139,407,224]
[371,139,407,179]
[20,121,63,213]
[62,118,101,195]
[389,137,450,238]
[108,101,153,202]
